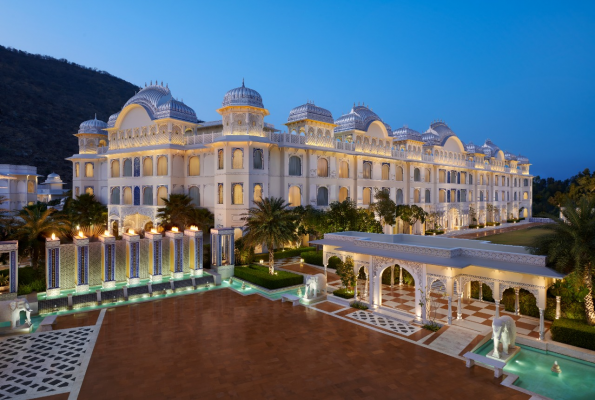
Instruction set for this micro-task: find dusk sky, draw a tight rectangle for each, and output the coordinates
[1,0,594,179]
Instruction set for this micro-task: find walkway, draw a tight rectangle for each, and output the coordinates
[444,222,544,239]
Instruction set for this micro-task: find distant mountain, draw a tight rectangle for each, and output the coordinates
[0,45,138,184]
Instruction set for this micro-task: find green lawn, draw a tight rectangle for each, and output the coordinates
[474,227,551,247]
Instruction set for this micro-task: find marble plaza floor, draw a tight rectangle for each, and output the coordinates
[2,289,531,400]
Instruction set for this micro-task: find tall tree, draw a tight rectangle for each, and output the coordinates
[156,194,196,230]
[17,207,69,269]
[242,197,298,275]
[371,189,396,227]
[62,193,107,236]
[532,197,595,325]
[188,207,214,233]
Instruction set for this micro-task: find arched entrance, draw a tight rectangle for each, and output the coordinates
[123,213,152,233]
[372,261,422,319]
[112,220,119,237]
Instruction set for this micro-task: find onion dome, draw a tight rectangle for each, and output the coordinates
[481,139,500,157]
[334,105,392,135]
[116,82,198,124]
[44,172,63,183]
[517,154,529,164]
[107,112,120,128]
[287,102,333,124]
[222,80,264,108]
[504,150,517,161]
[426,121,457,143]
[78,115,108,134]
[464,142,477,153]
[393,125,422,141]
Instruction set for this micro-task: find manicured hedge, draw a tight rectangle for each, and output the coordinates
[253,247,315,262]
[550,318,595,351]
[301,250,323,266]
[425,230,444,235]
[333,288,355,299]
[233,264,303,290]
[327,256,342,270]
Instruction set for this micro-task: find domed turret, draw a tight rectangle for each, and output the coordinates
[287,102,334,124]
[78,116,108,135]
[334,105,392,134]
[222,80,264,109]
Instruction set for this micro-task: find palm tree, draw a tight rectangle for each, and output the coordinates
[242,197,298,275]
[156,194,195,230]
[189,207,214,233]
[532,197,595,325]
[63,193,107,237]
[17,206,69,269]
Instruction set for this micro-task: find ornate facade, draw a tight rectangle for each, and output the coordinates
[68,81,533,234]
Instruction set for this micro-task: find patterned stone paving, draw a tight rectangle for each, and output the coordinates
[0,327,94,399]
[347,310,421,336]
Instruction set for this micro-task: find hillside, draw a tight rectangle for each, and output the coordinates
[0,45,138,184]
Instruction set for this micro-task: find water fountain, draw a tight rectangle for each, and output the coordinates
[241,281,246,290]
[551,361,561,374]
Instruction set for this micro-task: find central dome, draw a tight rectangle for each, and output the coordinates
[222,80,264,108]
[78,116,108,134]
[334,105,392,135]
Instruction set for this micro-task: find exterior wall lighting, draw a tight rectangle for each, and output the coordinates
[259,259,264,264]
[128,229,135,235]
[172,227,179,232]
[150,228,158,234]
[51,233,56,240]
[104,230,111,236]
[190,225,199,231]
[78,230,84,238]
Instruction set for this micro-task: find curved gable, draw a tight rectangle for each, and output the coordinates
[115,105,153,130]
[367,120,389,139]
[442,136,465,153]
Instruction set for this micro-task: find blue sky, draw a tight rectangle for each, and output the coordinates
[1,0,594,179]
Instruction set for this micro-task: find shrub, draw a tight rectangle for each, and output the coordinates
[253,247,315,263]
[233,264,303,289]
[470,281,495,302]
[425,230,435,235]
[495,222,501,226]
[328,256,342,270]
[478,224,485,228]
[469,224,478,229]
[381,266,414,285]
[351,300,368,310]
[423,321,441,332]
[550,318,595,351]
[18,279,45,295]
[435,230,445,235]
[500,288,540,318]
[486,222,495,226]
[519,217,526,221]
[333,288,355,299]
[301,250,323,266]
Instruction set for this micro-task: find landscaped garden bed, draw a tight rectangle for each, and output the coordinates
[550,318,595,351]
[252,246,315,263]
[333,288,355,299]
[233,264,303,290]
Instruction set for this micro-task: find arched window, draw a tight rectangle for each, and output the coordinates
[110,187,120,204]
[317,187,328,206]
[123,187,132,205]
[157,156,168,176]
[27,181,34,193]
[232,184,243,204]
[439,170,446,183]
[425,189,430,203]
[480,191,484,201]
[439,189,446,203]
[143,186,153,205]
[188,156,200,176]
[232,149,243,169]
[413,189,420,203]
[123,159,132,177]
[134,158,140,177]
[396,189,404,205]
[75,162,80,178]
[457,190,461,203]
[382,164,390,180]
[495,175,499,186]
[523,191,528,200]
[99,139,107,147]
[188,186,200,206]
[461,172,467,184]
[469,174,473,185]
[414,168,421,182]
[253,184,262,203]
[288,186,301,206]
[109,161,119,178]
[339,160,349,178]
[447,190,451,203]
[363,161,372,179]
[143,157,153,176]
[317,158,329,177]
[425,169,431,182]
[289,156,301,176]
[495,191,499,201]
[395,166,403,181]
[85,163,94,178]
[457,172,461,184]
[217,184,224,204]
[217,149,224,170]
[150,187,165,208]
[253,149,263,170]
[85,187,94,195]
[363,188,372,205]
[339,187,348,202]
[514,192,518,201]
[524,179,529,187]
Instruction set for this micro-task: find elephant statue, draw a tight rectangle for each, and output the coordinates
[304,275,318,299]
[492,315,516,359]
[0,299,32,329]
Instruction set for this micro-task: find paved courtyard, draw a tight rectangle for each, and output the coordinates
[12,289,529,399]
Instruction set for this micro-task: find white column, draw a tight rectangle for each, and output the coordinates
[479,282,483,302]
[539,308,545,341]
[399,267,403,287]
[364,269,369,298]
[390,266,394,288]
[184,228,203,276]
[447,296,452,325]
[495,300,500,319]
[514,287,520,315]
[555,296,561,319]
[457,292,463,320]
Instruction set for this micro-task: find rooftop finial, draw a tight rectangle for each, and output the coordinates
[150,80,152,85]
[242,78,245,87]
[145,82,147,87]
[94,113,97,120]
[166,83,168,88]
[161,81,163,86]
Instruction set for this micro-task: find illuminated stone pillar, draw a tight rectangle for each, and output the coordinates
[184,228,203,276]
[390,266,394,288]
[99,233,116,289]
[45,237,60,297]
[495,300,500,319]
[447,296,452,325]
[555,296,561,319]
[399,266,403,287]
[145,231,163,282]
[539,308,545,341]
[210,228,234,280]
[514,287,520,315]
[123,230,140,285]
[457,292,463,320]
[166,229,184,280]
[73,234,90,293]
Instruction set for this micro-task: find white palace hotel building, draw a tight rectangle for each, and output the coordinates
[69,81,533,236]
